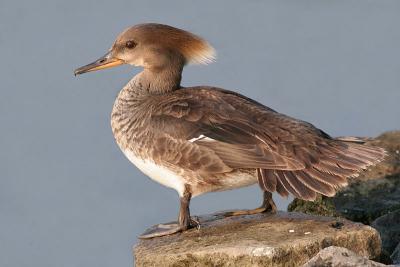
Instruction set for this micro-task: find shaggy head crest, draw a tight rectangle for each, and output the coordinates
[118,23,216,65]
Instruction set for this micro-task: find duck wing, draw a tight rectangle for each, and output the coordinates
[149,87,385,200]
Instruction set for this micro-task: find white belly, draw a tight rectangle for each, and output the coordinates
[123,149,185,196]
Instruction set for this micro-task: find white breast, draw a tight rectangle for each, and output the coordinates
[123,149,185,196]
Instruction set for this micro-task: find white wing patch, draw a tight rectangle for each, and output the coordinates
[188,134,214,143]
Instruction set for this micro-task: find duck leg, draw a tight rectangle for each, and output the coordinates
[139,186,197,239]
[222,191,277,217]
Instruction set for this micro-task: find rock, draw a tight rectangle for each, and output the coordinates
[134,211,381,267]
[391,242,400,264]
[302,246,391,267]
[288,195,339,218]
[371,210,400,256]
[356,131,400,181]
[334,174,400,225]
[288,131,400,225]
[288,174,400,225]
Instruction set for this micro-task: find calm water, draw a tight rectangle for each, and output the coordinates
[1,1,399,266]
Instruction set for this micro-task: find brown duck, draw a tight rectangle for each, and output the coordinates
[75,23,385,238]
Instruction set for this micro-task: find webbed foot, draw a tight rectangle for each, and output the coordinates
[139,217,200,239]
[139,222,185,239]
[221,191,277,217]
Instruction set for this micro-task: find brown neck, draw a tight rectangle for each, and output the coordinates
[131,54,184,94]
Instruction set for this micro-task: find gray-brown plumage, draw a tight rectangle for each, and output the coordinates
[75,23,386,238]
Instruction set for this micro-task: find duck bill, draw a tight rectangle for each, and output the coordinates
[74,52,125,75]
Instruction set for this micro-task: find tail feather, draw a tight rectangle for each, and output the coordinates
[275,178,289,198]
[257,141,386,201]
[294,170,336,197]
[257,169,277,192]
[282,171,316,200]
[275,171,301,198]
[335,136,372,143]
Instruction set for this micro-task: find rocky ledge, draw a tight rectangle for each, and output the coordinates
[302,246,396,267]
[288,131,400,263]
[134,211,380,267]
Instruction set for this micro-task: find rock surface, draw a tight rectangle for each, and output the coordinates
[134,211,381,267]
[334,174,400,224]
[371,210,400,258]
[288,195,340,218]
[302,246,391,267]
[356,131,400,181]
[288,178,400,226]
[288,131,400,225]
[391,242,400,264]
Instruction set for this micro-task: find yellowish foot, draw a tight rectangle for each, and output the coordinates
[139,218,200,239]
[222,206,273,217]
[139,222,184,239]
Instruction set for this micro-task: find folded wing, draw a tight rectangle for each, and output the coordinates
[150,87,386,200]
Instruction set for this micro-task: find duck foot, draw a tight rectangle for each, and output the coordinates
[139,217,200,239]
[139,222,185,239]
[221,191,277,217]
[140,185,198,239]
[221,207,274,217]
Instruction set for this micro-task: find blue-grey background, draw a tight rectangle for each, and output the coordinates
[1,1,399,266]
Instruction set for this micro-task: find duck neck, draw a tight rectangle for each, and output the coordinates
[129,55,184,95]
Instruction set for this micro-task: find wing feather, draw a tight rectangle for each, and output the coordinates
[148,87,386,200]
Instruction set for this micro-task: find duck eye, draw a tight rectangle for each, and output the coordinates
[125,40,136,49]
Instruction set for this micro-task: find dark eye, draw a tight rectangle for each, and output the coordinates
[125,40,136,49]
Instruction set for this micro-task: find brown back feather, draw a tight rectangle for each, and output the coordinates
[150,87,386,201]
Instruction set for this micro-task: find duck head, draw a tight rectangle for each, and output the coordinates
[74,23,215,75]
